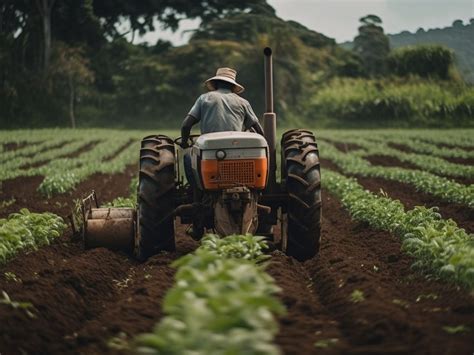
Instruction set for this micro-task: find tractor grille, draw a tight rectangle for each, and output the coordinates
[218,160,255,185]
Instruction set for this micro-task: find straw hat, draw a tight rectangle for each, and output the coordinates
[205,67,245,94]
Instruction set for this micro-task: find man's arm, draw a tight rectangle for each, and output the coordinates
[181,115,199,148]
[243,101,264,136]
[250,121,264,135]
[181,96,202,148]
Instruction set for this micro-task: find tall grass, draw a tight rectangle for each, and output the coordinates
[307,78,474,127]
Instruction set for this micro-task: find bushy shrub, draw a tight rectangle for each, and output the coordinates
[388,45,455,80]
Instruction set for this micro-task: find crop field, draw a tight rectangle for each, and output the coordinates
[0,128,473,354]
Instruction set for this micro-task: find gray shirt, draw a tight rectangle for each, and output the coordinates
[188,88,259,134]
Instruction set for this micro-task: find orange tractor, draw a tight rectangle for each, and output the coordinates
[81,48,321,261]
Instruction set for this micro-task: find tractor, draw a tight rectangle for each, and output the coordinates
[81,47,321,261]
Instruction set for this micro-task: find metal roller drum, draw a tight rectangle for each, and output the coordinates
[84,208,136,251]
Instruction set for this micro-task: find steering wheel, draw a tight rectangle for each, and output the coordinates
[174,134,200,148]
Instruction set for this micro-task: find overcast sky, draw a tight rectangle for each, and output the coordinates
[133,0,474,45]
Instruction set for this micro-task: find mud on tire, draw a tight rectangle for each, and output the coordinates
[282,129,321,261]
[136,135,176,261]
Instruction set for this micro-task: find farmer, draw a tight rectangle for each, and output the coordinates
[180,67,264,184]
[180,67,264,147]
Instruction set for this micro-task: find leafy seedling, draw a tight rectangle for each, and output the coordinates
[108,332,130,350]
[315,338,339,348]
[392,299,409,308]
[0,291,37,318]
[443,325,470,334]
[0,198,16,210]
[4,272,21,283]
[416,293,438,302]
[350,289,365,303]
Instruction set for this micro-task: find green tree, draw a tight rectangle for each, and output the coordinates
[35,0,56,75]
[353,14,390,76]
[51,43,94,128]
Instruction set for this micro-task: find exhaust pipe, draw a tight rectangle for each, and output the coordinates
[263,47,277,192]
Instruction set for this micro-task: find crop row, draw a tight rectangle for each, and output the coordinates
[324,170,474,290]
[320,136,474,179]
[320,141,474,208]
[321,129,474,149]
[39,140,140,196]
[134,234,284,354]
[0,138,74,165]
[0,209,66,264]
[0,139,97,181]
[321,130,474,159]
[366,136,474,160]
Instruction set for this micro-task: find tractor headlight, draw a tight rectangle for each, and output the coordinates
[216,150,226,160]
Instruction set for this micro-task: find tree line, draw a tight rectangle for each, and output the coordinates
[0,1,472,128]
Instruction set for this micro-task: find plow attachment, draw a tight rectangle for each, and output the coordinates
[77,192,136,253]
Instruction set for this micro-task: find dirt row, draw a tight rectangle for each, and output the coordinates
[303,191,473,354]
[0,164,137,219]
[1,165,473,354]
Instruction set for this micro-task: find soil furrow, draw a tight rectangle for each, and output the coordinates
[0,248,132,354]
[0,164,137,219]
[0,222,198,355]
[3,142,30,152]
[103,140,135,162]
[19,140,101,169]
[305,191,474,354]
[267,252,346,354]
[56,223,198,355]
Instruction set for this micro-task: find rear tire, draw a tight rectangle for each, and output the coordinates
[136,135,176,261]
[282,129,321,261]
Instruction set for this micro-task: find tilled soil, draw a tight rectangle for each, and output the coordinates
[364,154,420,171]
[0,164,137,219]
[3,142,29,151]
[305,192,474,354]
[1,170,473,354]
[0,225,198,355]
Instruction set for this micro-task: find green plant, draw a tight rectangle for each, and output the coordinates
[314,338,339,348]
[350,289,365,303]
[319,140,474,208]
[323,170,474,289]
[442,325,470,334]
[134,234,284,354]
[4,272,21,283]
[0,209,66,264]
[0,291,37,318]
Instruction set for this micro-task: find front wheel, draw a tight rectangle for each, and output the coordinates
[281,129,321,261]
